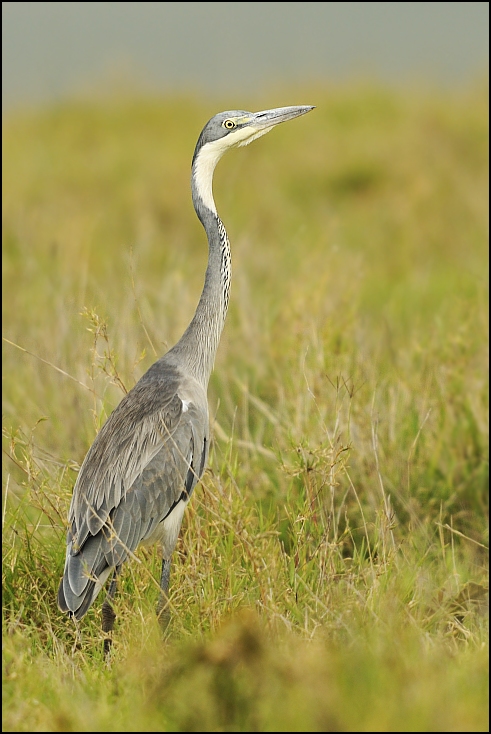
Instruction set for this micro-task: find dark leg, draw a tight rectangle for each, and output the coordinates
[156,557,171,629]
[102,569,119,658]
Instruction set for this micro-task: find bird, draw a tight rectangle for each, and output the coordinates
[57,105,314,653]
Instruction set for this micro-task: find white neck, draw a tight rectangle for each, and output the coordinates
[192,126,273,213]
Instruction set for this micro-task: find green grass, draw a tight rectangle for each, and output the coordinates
[2,81,489,731]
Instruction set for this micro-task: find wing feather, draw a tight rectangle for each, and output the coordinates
[58,361,209,618]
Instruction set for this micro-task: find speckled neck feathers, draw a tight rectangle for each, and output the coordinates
[166,146,231,388]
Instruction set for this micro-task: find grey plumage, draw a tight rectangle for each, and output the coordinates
[57,105,314,642]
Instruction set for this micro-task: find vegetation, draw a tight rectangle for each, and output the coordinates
[3,81,488,731]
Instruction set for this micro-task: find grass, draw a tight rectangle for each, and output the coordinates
[2,80,489,731]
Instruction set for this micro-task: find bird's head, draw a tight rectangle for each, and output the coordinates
[192,105,314,214]
[193,106,315,160]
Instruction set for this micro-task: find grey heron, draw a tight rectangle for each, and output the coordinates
[57,105,314,652]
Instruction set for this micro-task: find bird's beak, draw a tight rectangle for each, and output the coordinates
[249,105,315,129]
[233,105,314,148]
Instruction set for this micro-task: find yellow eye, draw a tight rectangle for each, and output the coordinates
[223,119,236,130]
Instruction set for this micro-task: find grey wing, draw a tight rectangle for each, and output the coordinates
[58,366,208,619]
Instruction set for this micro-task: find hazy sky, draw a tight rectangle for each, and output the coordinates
[2,2,489,110]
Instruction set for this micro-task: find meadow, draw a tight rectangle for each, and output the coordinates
[2,81,489,731]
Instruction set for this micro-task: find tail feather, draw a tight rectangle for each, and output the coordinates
[57,542,112,620]
[66,535,103,597]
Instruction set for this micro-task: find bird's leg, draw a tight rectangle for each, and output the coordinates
[102,569,119,658]
[156,557,171,630]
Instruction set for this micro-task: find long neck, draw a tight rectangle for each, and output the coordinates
[167,152,231,388]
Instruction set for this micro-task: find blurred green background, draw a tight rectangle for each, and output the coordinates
[2,4,489,730]
[3,80,488,731]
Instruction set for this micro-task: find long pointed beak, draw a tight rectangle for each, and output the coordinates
[250,105,315,129]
